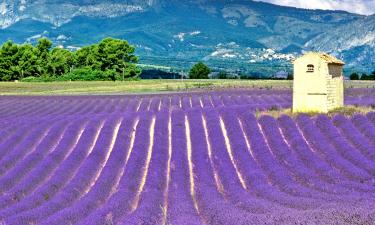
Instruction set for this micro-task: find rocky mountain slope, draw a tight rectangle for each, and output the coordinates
[0,0,373,75]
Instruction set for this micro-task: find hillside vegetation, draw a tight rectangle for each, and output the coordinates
[1,0,375,73]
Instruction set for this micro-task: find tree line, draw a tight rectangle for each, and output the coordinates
[349,72,375,80]
[1,37,374,82]
[0,38,141,81]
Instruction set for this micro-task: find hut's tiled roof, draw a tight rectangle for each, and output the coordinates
[294,52,345,65]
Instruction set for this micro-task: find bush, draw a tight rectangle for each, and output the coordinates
[360,73,375,80]
[21,76,58,82]
[59,68,118,81]
[20,68,141,82]
[240,74,249,79]
[218,71,228,79]
[350,73,360,80]
[189,62,210,79]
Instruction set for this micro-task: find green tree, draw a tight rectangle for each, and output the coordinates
[361,73,370,80]
[189,62,210,79]
[73,38,141,79]
[90,38,140,78]
[287,73,294,80]
[218,71,228,79]
[0,37,141,81]
[0,41,21,81]
[350,73,360,80]
[47,48,74,76]
[17,44,41,78]
[74,46,94,68]
[370,70,375,80]
[35,38,53,76]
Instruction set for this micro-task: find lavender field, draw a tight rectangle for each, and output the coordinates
[0,89,375,225]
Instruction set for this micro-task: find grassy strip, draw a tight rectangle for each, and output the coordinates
[256,105,375,119]
[0,80,373,96]
[0,80,292,96]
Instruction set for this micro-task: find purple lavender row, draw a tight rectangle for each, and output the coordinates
[0,119,81,205]
[0,118,88,210]
[120,110,169,224]
[0,122,33,156]
[31,100,71,117]
[203,107,283,212]
[211,95,224,107]
[0,99,41,118]
[278,116,356,183]
[4,116,120,225]
[166,109,202,224]
[160,96,171,110]
[368,112,375,125]
[19,99,65,118]
[104,98,120,114]
[0,118,56,177]
[201,95,212,108]
[78,112,154,225]
[277,115,367,193]
[6,99,49,118]
[234,110,320,200]
[0,118,104,219]
[25,99,83,118]
[57,98,95,116]
[316,115,375,178]
[296,115,371,182]
[223,108,322,210]
[171,95,180,109]
[104,98,119,114]
[278,116,371,192]
[92,99,112,114]
[191,95,201,108]
[258,115,352,196]
[0,100,48,120]
[229,95,242,106]
[138,98,151,112]
[77,99,104,115]
[333,115,375,162]
[0,99,18,115]
[149,97,161,113]
[115,98,130,113]
[92,98,121,115]
[12,99,71,119]
[221,95,235,107]
[26,98,79,118]
[187,108,268,224]
[239,95,268,111]
[239,95,253,105]
[0,119,69,193]
[351,114,375,146]
[233,95,249,105]
[181,96,191,110]
[0,125,19,146]
[273,115,367,195]
[126,98,141,112]
[39,114,138,225]
[78,99,111,115]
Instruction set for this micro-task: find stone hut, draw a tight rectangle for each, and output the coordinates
[293,52,344,113]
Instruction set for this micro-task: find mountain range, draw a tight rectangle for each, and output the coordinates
[0,0,374,76]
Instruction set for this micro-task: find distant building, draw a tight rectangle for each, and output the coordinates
[293,52,344,113]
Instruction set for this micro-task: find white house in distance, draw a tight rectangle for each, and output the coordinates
[293,52,344,113]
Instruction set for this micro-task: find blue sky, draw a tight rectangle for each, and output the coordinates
[255,0,375,15]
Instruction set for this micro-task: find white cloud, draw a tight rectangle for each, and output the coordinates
[255,0,375,15]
